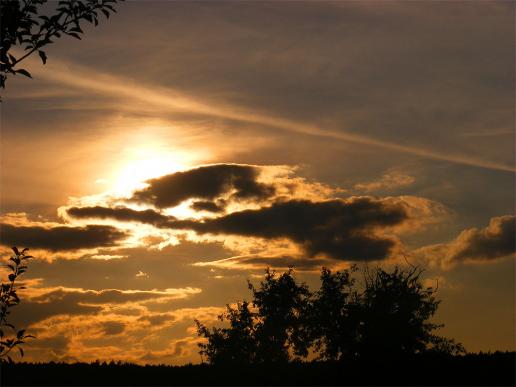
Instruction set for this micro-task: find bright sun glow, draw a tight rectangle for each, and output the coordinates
[112,154,185,196]
[104,137,206,198]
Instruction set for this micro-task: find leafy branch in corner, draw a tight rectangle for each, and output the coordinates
[0,0,124,91]
[0,247,35,362]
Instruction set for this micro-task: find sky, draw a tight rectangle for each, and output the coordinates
[0,0,514,364]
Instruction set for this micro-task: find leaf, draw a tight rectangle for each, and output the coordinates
[15,69,32,78]
[67,32,82,40]
[38,50,47,64]
[11,247,19,255]
[8,274,16,281]
[18,346,24,357]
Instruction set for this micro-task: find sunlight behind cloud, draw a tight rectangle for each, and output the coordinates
[104,128,208,198]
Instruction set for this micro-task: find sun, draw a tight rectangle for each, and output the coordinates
[89,124,212,202]
[107,143,201,198]
[113,156,184,196]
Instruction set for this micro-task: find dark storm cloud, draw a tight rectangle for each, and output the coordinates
[67,205,173,226]
[190,200,226,213]
[448,215,515,262]
[0,223,128,251]
[177,198,408,261]
[130,164,275,208]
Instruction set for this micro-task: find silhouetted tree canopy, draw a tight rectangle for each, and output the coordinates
[0,0,124,92]
[249,268,312,362]
[196,268,311,365]
[308,266,360,361]
[355,266,464,358]
[196,301,256,365]
[196,264,464,365]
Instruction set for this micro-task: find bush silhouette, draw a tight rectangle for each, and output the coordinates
[196,264,464,365]
[0,247,34,362]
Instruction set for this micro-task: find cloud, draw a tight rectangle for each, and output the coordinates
[190,200,226,213]
[130,164,275,208]
[0,223,128,252]
[12,285,202,328]
[449,215,515,262]
[353,170,415,193]
[25,52,515,173]
[65,195,443,262]
[194,254,335,272]
[137,313,176,327]
[19,306,224,364]
[175,197,408,261]
[27,286,202,305]
[66,206,173,226]
[416,215,515,268]
[100,321,126,336]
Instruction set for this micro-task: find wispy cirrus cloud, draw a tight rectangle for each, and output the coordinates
[353,170,415,193]
[19,54,515,173]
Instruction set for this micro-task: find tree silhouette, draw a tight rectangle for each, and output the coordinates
[196,268,311,364]
[0,247,34,362]
[355,265,465,358]
[308,266,360,361]
[249,268,312,363]
[0,0,124,92]
[196,264,464,365]
[196,301,256,365]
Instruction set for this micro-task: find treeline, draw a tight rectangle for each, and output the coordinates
[195,265,464,365]
[2,352,515,386]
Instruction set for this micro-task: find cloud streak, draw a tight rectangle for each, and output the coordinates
[24,56,515,173]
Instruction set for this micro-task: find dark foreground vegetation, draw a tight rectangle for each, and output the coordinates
[1,352,515,386]
[2,249,515,386]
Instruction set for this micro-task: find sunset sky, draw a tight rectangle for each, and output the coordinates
[0,1,514,364]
